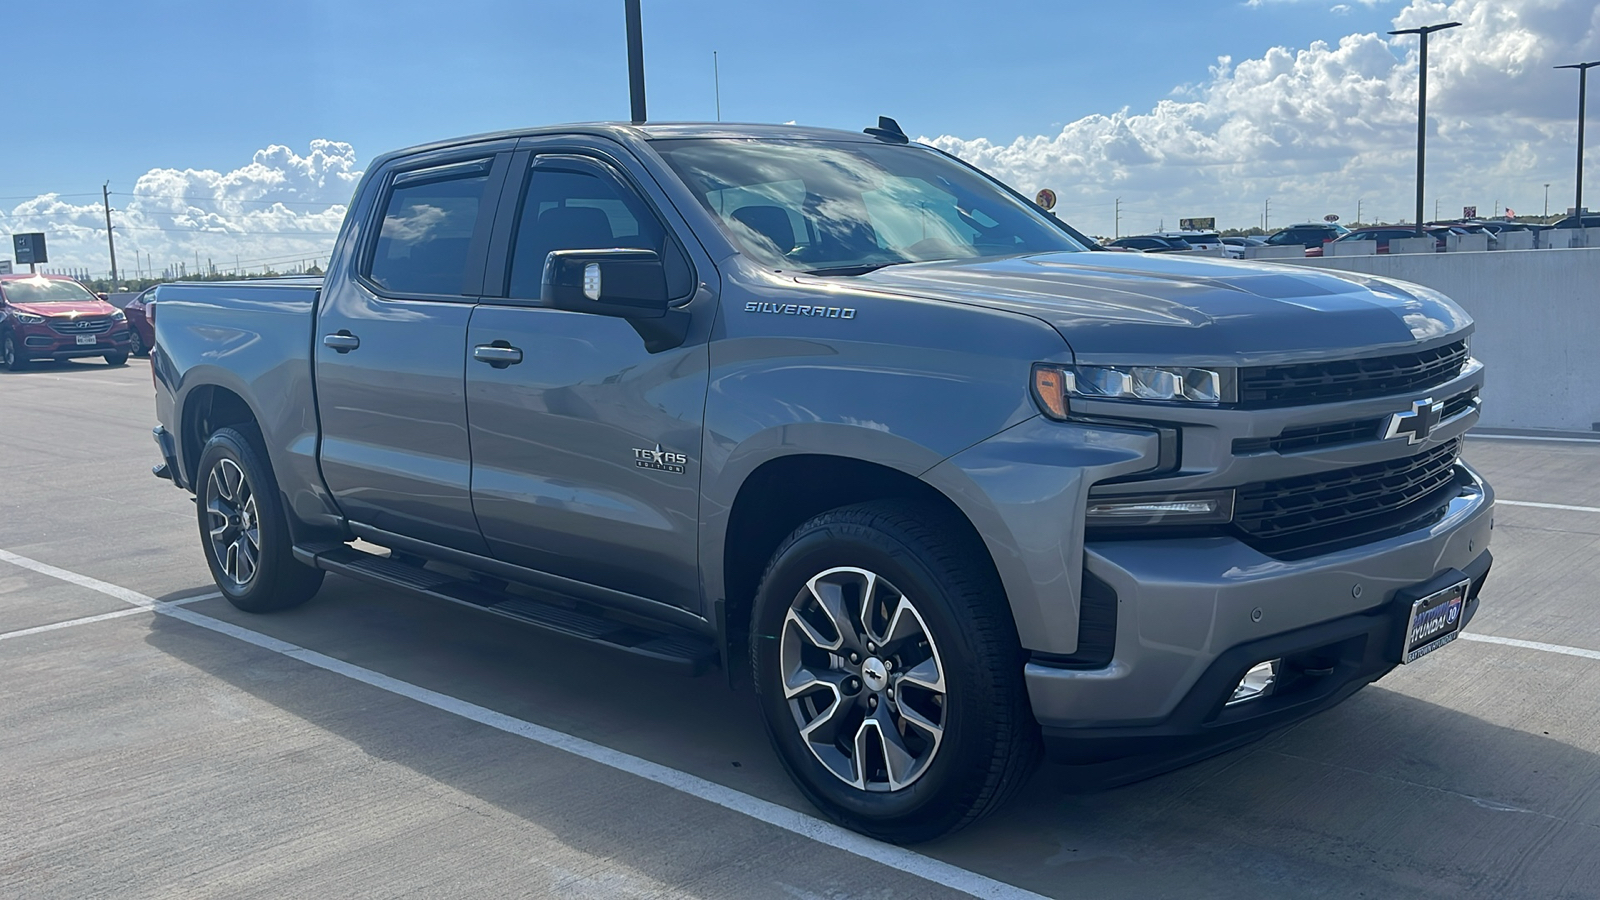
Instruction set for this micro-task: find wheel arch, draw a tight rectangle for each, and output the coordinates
[717,452,1009,674]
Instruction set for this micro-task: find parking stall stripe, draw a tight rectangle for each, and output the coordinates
[0,550,1051,900]
[1459,633,1600,662]
[1469,434,1600,445]
[0,548,164,609]
[0,593,220,643]
[1496,499,1600,514]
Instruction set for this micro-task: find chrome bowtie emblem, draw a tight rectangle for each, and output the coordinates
[1383,397,1445,445]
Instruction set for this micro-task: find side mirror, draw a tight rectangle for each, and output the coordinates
[541,249,669,319]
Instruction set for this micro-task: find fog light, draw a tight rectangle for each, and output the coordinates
[1226,659,1279,706]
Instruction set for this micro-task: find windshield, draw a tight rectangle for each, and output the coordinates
[1,277,98,305]
[653,138,1085,273]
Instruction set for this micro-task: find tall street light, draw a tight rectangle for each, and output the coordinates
[1390,21,1461,235]
[1555,61,1599,219]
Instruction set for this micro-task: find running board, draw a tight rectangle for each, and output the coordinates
[296,543,717,675]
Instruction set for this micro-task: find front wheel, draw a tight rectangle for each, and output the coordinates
[104,352,128,366]
[750,500,1040,843]
[2,333,24,370]
[128,329,146,357]
[195,426,324,612]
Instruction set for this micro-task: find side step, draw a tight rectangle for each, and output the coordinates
[297,544,717,675]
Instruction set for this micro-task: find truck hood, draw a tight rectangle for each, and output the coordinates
[844,252,1471,366]
[9,300,118,319]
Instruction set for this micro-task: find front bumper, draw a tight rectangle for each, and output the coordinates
[1025,464,1493,777]
[15,322,131,359]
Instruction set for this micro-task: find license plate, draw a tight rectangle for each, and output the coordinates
[1401,578,1471,663]
[76,334,97,345]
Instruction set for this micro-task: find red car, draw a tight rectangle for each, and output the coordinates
[122,286,157,357]
[0,274,133,370]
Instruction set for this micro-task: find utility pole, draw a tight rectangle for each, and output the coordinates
[1357,198,1363,225]
[1390,21,1461,235]
[1555,61,1599,218]
[1264,197,1271,232]
[1435,198,1440,222]
[1114,197,1121,237]
[625,0,647,124]
[102,182,119,291]
[713,51,721,122]
[1545,183,1551,217]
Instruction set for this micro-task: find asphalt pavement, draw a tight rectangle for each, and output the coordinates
[3,356,1599,899]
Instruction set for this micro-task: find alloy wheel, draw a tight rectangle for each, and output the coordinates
[779,566,947,792]
[204,457,261,586]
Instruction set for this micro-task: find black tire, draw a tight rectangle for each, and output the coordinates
[104,352,128,366]
[128,329,146,357]
[2,332,24,370]
[195,425,324,612]
[750,499,1040,843]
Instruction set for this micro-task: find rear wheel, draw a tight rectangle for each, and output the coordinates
[750,499,1039,843]
[104,352,128,366]
[196,426,324,612]
[128,329,146,357]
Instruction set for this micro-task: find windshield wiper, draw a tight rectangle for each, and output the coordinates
[803,260,914,277]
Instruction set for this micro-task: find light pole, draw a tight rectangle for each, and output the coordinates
[1555,61,1599,218]
[1390,21,1461,235]
[1545,183,1551,217]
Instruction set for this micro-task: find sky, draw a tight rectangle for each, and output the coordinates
[2,0,1597,277]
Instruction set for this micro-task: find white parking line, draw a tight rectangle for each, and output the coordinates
[1470,433,1600,445]
[1497,499,1600,514]
[0,593,220,642]
[0,549,1049,900]
[1460,633,1600,662]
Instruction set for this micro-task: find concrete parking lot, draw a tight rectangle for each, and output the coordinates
[3,357,1599,899]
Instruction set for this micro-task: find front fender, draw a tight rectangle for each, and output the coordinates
[921,417,1160,655]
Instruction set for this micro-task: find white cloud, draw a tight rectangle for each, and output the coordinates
[926,0,1600,236]
[2,140,361,279]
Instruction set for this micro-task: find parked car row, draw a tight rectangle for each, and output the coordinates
[1103,212,1591,258]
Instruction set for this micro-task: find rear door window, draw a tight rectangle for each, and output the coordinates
[368,161,494,296]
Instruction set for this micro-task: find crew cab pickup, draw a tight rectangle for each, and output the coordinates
[151,120,1493,843]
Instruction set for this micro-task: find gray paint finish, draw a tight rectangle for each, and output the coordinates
[153,120,1491,747]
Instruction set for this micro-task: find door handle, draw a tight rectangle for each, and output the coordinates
[322,331,360,353]
[473,344,523,368]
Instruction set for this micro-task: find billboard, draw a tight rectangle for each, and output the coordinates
[1178,217,1215,231]
[0,260,11,275]
[13,233,46,265]
[1463,206,1477,219]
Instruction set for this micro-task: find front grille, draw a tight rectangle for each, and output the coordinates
[1233,438,1466,558]
[48,317,113,335]
[1238,340,1468,408]
[1233,386,1480,456]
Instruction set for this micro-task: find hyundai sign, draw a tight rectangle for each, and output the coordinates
[13,233,46,265]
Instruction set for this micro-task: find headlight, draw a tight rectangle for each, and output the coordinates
[111,309,126,321]
[1032,364,1227,419]
[14,312,44,324]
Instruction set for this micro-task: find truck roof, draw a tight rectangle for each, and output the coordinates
[376,121,890,167]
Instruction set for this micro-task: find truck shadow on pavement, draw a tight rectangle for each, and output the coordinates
[141,582,1599,900]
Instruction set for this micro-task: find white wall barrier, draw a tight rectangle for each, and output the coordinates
[1446,233,1490,253]
[1271,247,1600,432]
[1496,231,1535,251]
[1389,236,1438,254]
[1327,239,1377,257]
[1242,245,1305,260]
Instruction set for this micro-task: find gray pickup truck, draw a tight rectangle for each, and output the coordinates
[151,119,1493,843]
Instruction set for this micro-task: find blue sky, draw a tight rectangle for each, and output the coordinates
[4,0,1596,273]
[6,0,1411,195]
